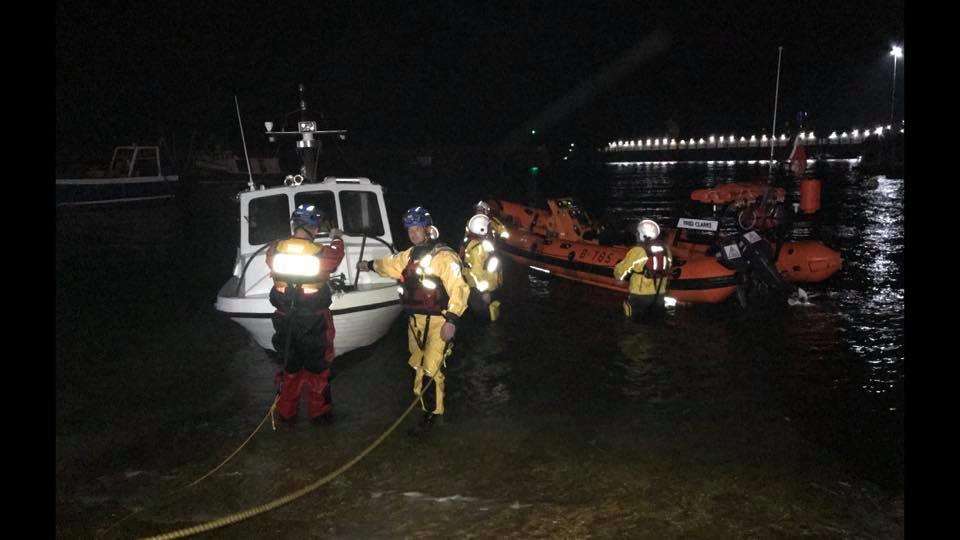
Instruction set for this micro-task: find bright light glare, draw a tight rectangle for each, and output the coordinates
[272,253,320,277]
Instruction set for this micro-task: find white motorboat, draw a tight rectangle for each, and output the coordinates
[215,86,402,356]
[56,145,179,207]
[215,176,403,355]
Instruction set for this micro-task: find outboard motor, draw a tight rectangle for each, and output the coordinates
[717,230,789,305]
[738,231,787,290]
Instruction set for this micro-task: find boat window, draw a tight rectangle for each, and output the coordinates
[133,147,160,177]
[294,191,339,232]
[248,195,291,246]
[110,148,135,177]
[339,191,385,236]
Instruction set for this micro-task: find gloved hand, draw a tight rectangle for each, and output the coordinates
[330,228,344,239]
[357,260,371,272]
[440,321,456,342]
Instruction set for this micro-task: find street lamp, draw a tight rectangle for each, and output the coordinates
[888,45,902,163]
[889,45,902,129]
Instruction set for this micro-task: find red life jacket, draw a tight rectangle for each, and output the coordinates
[400,243,452,316]
[641,241,670,279]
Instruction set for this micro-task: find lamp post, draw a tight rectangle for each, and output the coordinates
[889,45,902,129]
[889,45,902,164]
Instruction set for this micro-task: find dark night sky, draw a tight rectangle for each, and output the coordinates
[55,1,903,158]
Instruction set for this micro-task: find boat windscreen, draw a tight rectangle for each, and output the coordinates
[294,191,339,232]
[248,194,291,245]
[339,191,385,236]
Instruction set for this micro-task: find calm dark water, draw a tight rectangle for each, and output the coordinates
[55,159,904,538]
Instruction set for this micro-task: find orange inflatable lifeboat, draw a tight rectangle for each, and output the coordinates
[488,185,842,305]
[490,198,739,304]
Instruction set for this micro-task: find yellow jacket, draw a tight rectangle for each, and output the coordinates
[489,216,509,239]
[613,244,673,295]
[373,244,470,320]
[462,237,502,292]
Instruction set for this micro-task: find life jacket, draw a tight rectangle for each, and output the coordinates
[461,234,501,292]
[640,241,671,279]
[269,237,333,311]
[400,242,454,316]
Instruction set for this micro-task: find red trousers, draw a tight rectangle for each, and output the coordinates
[272,309,336,420]
[277,369,332,420]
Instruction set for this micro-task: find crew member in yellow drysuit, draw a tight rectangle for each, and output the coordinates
[613,219,673,319]
[459,201,507,322]
[357,206,470,435]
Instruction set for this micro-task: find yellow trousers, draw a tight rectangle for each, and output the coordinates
[407,314,452,414]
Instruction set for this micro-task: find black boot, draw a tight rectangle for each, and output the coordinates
[407,412,435,437]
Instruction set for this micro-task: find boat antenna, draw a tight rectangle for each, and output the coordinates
[768,46,783,178]
[234,95,256,191]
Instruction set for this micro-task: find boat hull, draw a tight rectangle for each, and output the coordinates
[216,279,403,356]
[498,230,738,304]
[56,175,179,207]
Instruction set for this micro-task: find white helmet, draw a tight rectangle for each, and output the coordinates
[637,219,660,241]
[467,214,491,236]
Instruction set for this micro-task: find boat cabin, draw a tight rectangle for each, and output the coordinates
[232,176,396,298]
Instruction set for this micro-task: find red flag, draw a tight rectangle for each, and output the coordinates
[788,134,807,177]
